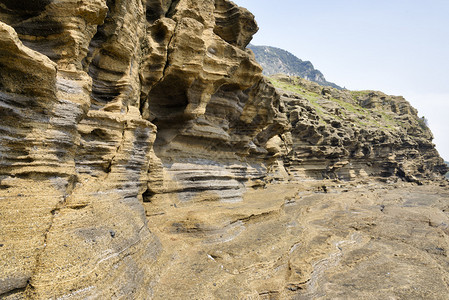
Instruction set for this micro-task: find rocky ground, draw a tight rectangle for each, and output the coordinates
[143,179,449,299]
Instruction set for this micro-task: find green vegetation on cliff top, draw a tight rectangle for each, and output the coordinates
[268,76,399,131]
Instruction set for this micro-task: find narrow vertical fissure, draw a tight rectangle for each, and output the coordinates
[24,174,78,297]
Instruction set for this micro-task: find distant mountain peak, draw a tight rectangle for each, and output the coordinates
[248,44,341,89]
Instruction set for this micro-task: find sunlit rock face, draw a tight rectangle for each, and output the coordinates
[0,0,280,298]
[0,0,447,299]
[0,0,159,298]
[270,75,448,183]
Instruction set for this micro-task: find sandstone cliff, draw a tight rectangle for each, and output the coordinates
[0,0,447,299]
[0,0,284,298]
[269,74,448,183]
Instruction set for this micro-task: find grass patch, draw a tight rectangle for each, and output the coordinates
[269,76,401,131]
[269,77,326,118]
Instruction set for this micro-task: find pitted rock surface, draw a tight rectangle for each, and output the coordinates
[0,1,448,299]
[270,74,448,182]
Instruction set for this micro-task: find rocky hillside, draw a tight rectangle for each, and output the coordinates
[248,44,341,89]
[269,74,448,182]
[0,0,447,299]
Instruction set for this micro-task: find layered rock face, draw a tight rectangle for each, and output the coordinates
[0,0,447,299]
[0,0,286,298]
[269,75,448,183]
[0,0,160,298]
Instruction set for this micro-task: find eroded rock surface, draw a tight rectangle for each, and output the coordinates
[270,75,448,183]
[0,0,448,299]
[0,0,277,298]
[146,181,449,299]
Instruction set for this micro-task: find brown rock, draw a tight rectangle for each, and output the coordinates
[0,0,448,299]
[270,74,448,182]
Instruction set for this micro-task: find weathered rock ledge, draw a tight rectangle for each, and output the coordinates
[269,74,447,183]
[0,0,447,299]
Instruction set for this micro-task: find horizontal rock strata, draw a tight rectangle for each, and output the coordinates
[0,0,447,299]
[270,75,448,183]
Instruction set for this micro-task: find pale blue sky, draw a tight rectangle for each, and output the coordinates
[233,0,449,160]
